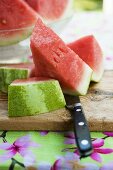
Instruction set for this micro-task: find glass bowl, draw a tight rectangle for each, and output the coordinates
[0,38,31,63]
[0,26,34,63]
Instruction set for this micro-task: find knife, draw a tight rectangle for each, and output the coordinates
[65,94,93,157]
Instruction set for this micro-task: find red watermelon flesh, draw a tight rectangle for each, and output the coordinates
[68,35,104,82]
[0,0,38,46]
[12,77,52,84]
[30,66,37,77]
[30,19,92,95]
[24,0,38,11]
[25,0,71,21]
[37,0,69,20]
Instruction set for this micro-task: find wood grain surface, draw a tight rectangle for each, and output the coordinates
[0,71,113,131]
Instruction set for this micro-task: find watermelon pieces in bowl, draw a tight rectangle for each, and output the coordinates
[24,0,73,22]
[0,0,38,46]
[24,0,73,34]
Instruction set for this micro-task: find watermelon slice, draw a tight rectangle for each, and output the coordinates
[68,35,104,82]
[30,19,92,95]
[8,78,66,117]
[0,63,34,93]
[24,0,38,11]
[0,0,38,46]
[25,0,72,21]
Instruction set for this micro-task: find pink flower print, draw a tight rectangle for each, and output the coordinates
[64,132,113,163]
[89,138,113,163]
[40,131,49,136]
[74,138,113,163]
[24,154,36,167]
[51,152,80,170]
[0,135,40,162]
[103,132,113,137]
[64,132,75,145]
[51,152,99,170]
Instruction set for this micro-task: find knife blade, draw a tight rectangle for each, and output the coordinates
[65,94,93,157]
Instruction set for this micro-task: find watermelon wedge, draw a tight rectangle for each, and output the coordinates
[8,78,66,117]
[0,0,38,46]
[68,35,104,82]
[30,19,92,95]
[24,0,38,11]
[0,63,34,93]
[25,0,72,21]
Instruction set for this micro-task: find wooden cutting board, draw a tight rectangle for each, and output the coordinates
[0,70,113,131]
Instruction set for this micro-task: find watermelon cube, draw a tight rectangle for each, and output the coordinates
[8,78,66,117]
[68,35,104,82]
[30,19,92,95]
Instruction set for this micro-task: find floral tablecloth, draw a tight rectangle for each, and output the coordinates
[0,12,113,170]
[1,131,113,170]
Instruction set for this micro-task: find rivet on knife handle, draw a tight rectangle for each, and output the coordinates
[69,103,93,157]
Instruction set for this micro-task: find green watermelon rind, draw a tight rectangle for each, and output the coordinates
[0,26,33,46]
[91,61,104,82]
[8,80,66,117]
[0,67,30,93]
[63,63,93,95]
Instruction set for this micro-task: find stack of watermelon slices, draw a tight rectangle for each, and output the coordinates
[0,15,103,116]
[0,18,104,98]
[30,18,104,96]
[0,3,104,117]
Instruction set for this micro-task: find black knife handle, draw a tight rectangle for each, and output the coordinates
[72,103,93,157]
